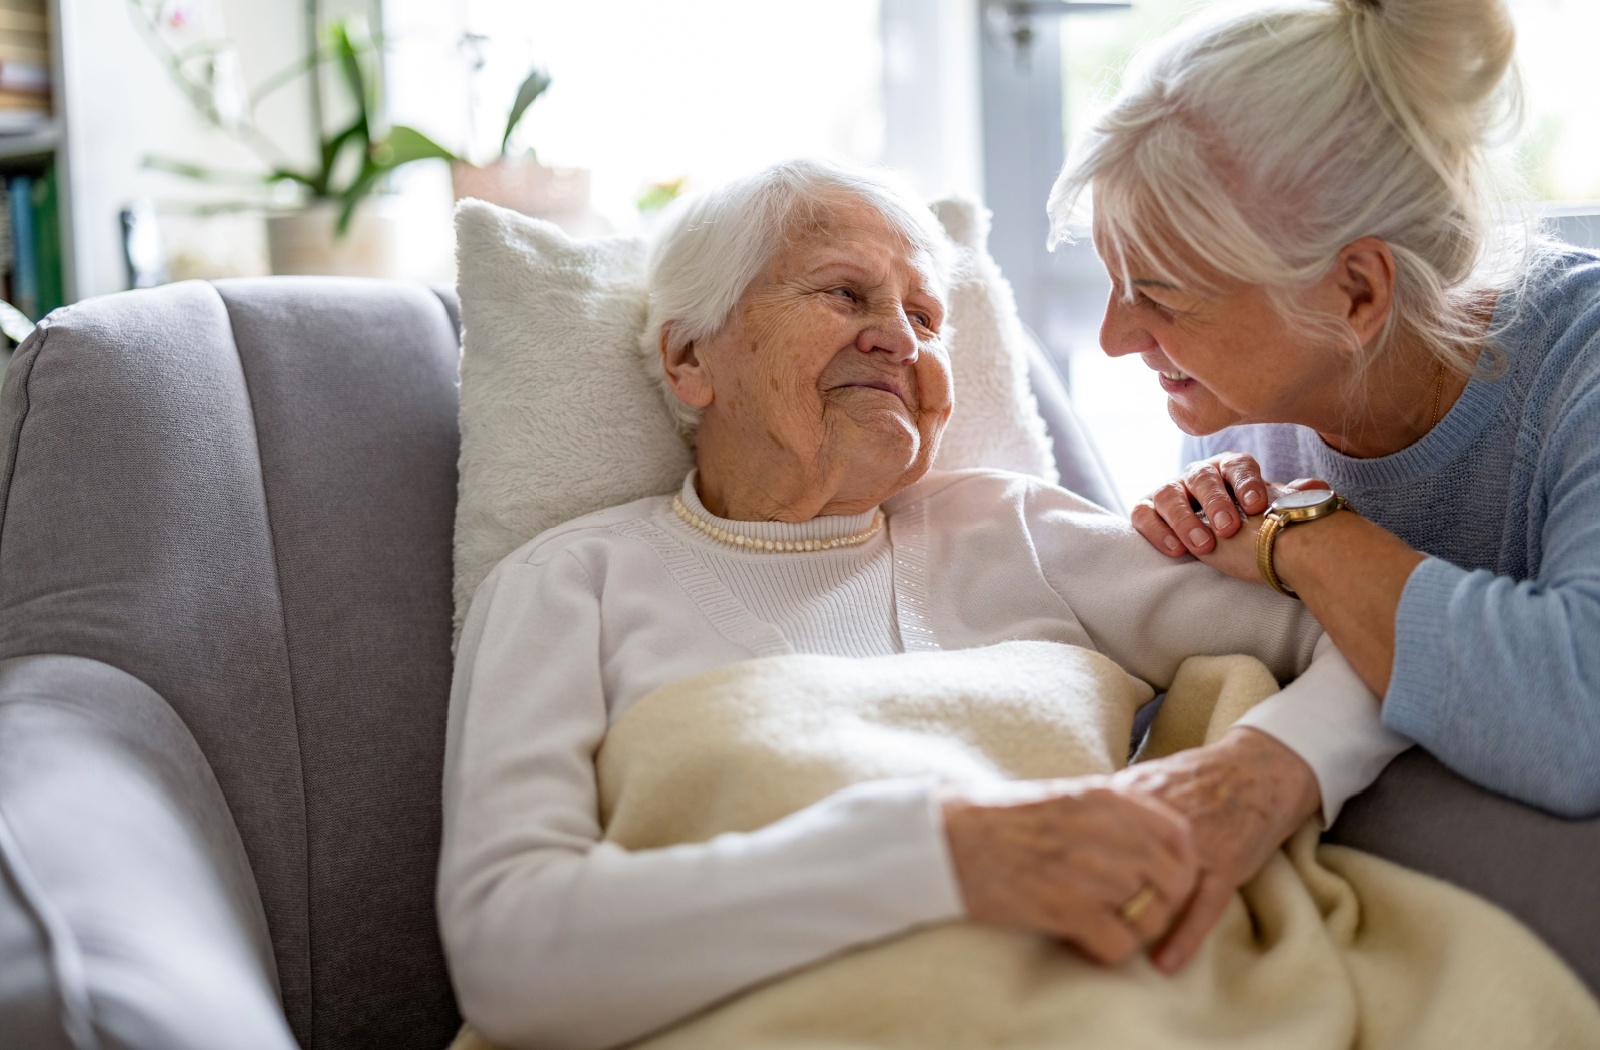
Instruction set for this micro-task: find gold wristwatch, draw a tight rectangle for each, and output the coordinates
[1254,489,1350,598]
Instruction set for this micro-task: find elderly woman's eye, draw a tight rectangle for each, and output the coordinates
[828,287,858,302]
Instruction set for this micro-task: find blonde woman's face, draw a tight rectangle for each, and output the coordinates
[1094,237,1354,437]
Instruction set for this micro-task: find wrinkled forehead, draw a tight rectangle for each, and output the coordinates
[778,192,951,299]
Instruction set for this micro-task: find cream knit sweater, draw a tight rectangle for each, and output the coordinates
[440,468,1407,1050]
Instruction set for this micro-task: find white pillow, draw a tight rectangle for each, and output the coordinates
[452,196,1058,638]
[930,197,1059,484]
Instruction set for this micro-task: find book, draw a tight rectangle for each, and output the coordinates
[0,107,46,133]
[31,163,57,316]
[0,179,10,282]
[0,26,44,49]
[0,60,46,94]
[0,40,47,66]
[7,172,33,319]
[0,87,47,110]
[0,9,43,33]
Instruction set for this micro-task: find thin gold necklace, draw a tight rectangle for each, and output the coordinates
[1427,360,1448,431]
[671,494,885,553]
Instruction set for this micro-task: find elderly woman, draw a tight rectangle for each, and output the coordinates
[1053,0,1600,816]
[440,159,1399,1050]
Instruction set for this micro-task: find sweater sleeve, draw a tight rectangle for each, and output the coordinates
[438,552,964,1050]
[1383,391,1600,817]
[1022,480,1408,823]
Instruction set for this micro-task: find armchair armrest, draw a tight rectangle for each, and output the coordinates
[1328,748,1600,996]
[0,655,298,1050]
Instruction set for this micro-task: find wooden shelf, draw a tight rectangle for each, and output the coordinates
[0,123,60,163]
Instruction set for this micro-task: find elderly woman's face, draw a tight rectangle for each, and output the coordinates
[676,197,953,518]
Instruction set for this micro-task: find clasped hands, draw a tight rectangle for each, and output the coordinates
[941,725,1320,973]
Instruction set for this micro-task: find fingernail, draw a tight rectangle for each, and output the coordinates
[1188,528,1210,548]
[1213,510,1233,530]
[1245,489,1265,509]
[1164,537,1183,554]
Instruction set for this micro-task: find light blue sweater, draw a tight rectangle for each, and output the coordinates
[1186,247,1600,817]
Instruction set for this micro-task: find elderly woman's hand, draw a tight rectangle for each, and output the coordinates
[1111,727,1321,974]
[941,778,1199,965]
[1131,453,1329,560]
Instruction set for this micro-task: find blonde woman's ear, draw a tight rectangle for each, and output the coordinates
[1336,237,1399,345]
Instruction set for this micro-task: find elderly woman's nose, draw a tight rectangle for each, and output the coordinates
[856,309,919,362]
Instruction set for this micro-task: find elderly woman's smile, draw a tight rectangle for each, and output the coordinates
[661,196,954,522]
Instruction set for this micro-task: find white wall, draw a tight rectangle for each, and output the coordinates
[880,0,984,202]
[57,0,321,299]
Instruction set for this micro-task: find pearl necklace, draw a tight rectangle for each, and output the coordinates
[672,494,885,553]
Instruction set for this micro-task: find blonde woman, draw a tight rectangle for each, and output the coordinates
[1051,0,1599,818]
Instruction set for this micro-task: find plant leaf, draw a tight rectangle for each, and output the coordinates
[373,125,458,169]
[143,154,278,185]
[500,66,551,156]
[269,168,321,191]
[0,297,35,344]
[319,117,368,196]
[329,19,374,143]
[335,165,383,236]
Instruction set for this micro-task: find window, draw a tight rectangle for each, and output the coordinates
[384,1,886,237]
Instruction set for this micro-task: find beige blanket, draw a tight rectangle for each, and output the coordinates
[456,641,1600,1049]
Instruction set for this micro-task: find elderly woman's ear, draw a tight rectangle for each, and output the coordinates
[660,324,716,410]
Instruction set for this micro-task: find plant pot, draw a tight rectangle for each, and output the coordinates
[451,158,606,235]
[265,198,400,278]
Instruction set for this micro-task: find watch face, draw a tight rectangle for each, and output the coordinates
[1273,488,1337,512]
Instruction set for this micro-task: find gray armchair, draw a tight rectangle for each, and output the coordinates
[0,277,1594,1050]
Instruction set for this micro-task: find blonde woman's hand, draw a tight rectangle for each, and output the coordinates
[941,777,1199,965]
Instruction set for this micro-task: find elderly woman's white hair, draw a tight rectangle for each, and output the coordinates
[1048,0,1525,378]
[642,158,955,432]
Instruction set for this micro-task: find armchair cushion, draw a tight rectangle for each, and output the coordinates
[0,654,295,1049]
[0,278,464,1050]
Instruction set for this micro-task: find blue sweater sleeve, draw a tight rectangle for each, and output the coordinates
[1384,385,1600,817]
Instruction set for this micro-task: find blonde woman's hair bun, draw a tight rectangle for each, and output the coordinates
[1048,0,1527,383]
[1343,0,1519,194]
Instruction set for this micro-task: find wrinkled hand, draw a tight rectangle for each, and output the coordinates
[942,777,1199,965]
[1131,453,1330,568]
[1111,727,1321,973]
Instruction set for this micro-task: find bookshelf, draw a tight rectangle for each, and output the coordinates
[0,0,70,327]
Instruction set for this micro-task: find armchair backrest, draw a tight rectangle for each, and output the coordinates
[0,278,465,1050]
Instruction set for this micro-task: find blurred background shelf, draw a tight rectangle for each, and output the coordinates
[0,122,58,162]
[0,0,69,322]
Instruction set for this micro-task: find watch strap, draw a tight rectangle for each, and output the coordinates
[1256,513,1297,598]
[1255,494,1349,599]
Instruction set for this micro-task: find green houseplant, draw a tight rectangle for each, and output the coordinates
[449,65,602,233]
[132,2,458,275]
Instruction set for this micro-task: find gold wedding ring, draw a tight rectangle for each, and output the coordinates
[1118,884,1159,925]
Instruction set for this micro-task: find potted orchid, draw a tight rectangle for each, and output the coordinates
[132,2,458,276]
[448,63,601,234]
